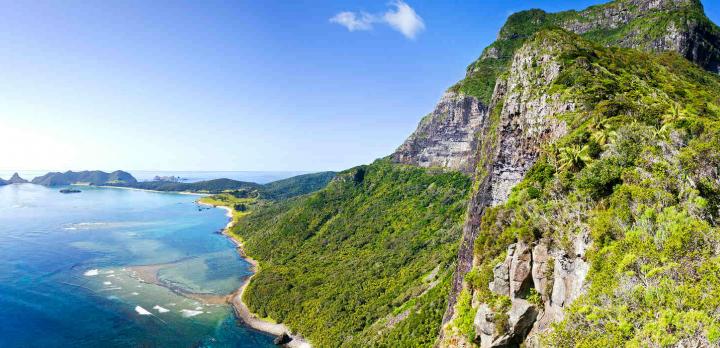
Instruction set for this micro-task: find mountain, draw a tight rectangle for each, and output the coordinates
[220,0,720,347]
[31,170,137,186]
[392,0,720,174]
[7,173,28,184]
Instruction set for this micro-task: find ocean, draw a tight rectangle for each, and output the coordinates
[0,183,275,347]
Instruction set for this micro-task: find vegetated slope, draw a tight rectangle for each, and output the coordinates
[107,178,262,194]
[392,0,720,174]
[454,0,720,104]
[232,159,470,347]
[443,28,720,347]
[105,172,336,197]
[258,171,336,200]
[31,170,137,186]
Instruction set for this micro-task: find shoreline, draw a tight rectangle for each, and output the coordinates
[97,185,210,196]
[198,201,311,348]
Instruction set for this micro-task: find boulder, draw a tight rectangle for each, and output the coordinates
[473,304,497,347]
[509,241,533,298]
[273,333,292,345]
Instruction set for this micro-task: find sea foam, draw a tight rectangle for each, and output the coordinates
[153,305,170,313]
[84,269,99,276]
[135,306,152,315]
[181,309,203,318]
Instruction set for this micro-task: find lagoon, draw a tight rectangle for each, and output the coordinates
[0,184,274,347]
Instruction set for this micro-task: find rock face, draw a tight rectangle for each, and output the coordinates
[437,2,720,342]
[392,92,487,174]
[558,0,720,73]
[7,173,28,184]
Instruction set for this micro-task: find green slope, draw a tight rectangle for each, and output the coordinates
[452,0,720,103]
[231,159,471,347]
[459,28,720,346]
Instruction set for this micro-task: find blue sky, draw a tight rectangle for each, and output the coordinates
[2,0,719,172]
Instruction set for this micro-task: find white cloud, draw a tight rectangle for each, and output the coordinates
[329,11,375,31]
[383,1,425,39]
[329,1,425,40]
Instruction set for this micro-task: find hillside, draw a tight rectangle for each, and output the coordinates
[31,170,137,186]
[220,0,720,347]
[232,159,470,347]
[438,27,720,347]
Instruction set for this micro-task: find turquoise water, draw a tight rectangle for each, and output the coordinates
[0,184,275,347]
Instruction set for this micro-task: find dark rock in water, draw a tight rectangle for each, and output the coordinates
[59,189,82,194]
[8,173,28,184]
[273,333,292,345]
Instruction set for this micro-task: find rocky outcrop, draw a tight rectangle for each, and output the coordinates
[559,0,720,73]
[392,92,487,174]
[7,173,28,184]
[473,236,589,347]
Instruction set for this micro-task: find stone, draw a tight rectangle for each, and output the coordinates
[473,304,496,348]
[273,332,292,345]
[531,239,552,300]
[510,242,533,298]
[392,92,488,174]
[508,299,539,342]
[489,245,514,296]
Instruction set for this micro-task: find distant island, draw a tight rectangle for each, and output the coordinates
[13,169,337,199]
[0,172,29,185]
[31,170,137,186]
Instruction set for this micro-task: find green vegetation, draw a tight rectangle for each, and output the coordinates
[108,171,336,197]
[450,0,719,103]
[109,178,262,194]
[260,171,336,200]
[231,159,471,347]
[31,170,137,186]
[461,28,720,346]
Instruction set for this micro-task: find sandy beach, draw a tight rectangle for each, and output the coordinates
[198,201,311,348]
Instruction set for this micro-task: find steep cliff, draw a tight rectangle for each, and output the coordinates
[441,24,720,348]
[393,0,720,176]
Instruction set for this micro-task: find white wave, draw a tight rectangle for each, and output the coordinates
[103,281,112,285]
[106,274,115,278]
[180,309,203,318]
[84,269,99,276]
[131,292,139,296]
[153,305,170,313]
[135,306,152,315]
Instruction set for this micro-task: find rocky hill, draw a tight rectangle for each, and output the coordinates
[392,0,720,174]
[31,170,137,186]
[7,173,29,184]
[390,0,720,346]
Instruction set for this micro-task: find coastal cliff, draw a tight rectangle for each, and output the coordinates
[203,0,720,346]
[386,0,720,346]
[31,170,137,186]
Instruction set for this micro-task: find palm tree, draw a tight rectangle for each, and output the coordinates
[558,144,592,171]
[662,102,687,124]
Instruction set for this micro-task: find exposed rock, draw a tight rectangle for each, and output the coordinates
[530,240,552,301]
[392,92,488,174]
[273,332,292,345]
[509,242,533,298]
[7,173,28,184]
[473,304,496,347]
[507,299,539,343]
[489,245,513,296]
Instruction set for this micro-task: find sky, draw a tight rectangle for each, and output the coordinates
[2,0,719,172]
